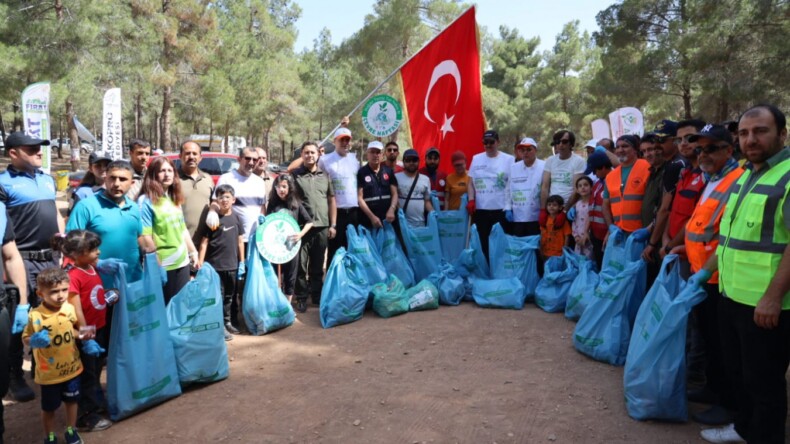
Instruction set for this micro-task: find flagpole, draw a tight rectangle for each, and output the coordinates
[319,5,476,146]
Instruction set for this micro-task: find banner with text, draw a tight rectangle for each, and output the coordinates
[609,107,644,139]
[21,82,52,173]
[102,88,123,160]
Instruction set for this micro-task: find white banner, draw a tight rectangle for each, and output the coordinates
[102,88,123,160]
[73,115,96,143]
[21,82,52,173]
[591,119,611,141]
[609,107,644,139]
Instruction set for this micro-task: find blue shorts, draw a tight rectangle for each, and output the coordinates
[40,376,81,412]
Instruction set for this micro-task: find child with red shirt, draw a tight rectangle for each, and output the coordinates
[52,230,114,432]
[540,195,572,259]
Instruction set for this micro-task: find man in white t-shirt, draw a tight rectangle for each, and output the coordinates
[318,127,360,261]
[212,147,267,239]
[396,149,433,227]
[507,137,545,237]
[467,129,514,260]
[541,129,586,211]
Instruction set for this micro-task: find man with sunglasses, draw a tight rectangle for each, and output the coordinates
[693,105,790,444]
[0,132,65,404]
[467,130,514,260]
[540,130,586,211]
[357,141,398,230]
[383,141,404,173]
[396,149,433,228]
[663,125,743,428]
[318,127,359,262]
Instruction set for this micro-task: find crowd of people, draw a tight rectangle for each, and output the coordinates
[0,103,788,444]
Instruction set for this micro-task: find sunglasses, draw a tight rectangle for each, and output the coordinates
[242,156,259,162]
[483,139,497,145]
[386,148,399,152]
[404,158,419,163]
[555,139,572,145]
[675,135,694,144]
[694,143,729,155]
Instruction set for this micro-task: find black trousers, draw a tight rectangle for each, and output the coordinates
[0,302,10,440]
[696,284,736,409]
[163,265,190,306]
[77,326,108,421]
[279,256,298,296]
[472,209,506,262]
[296,227,328,304]
[718,296,790,444]
[327,208,358,265]
[215,269,237,326]
[509,221,540,237]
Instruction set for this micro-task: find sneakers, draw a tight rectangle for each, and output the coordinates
[224,330,234,341]
[77,413,113,432]
[8,373,35,402]
[225,323,240,334]
[64,427,83,444]
[296,300,308,313]
[700,423,745,443]
[44,432,57,444]
[692,405,733,425]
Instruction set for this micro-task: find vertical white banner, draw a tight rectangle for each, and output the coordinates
[609,107,644,139]
[102,88,123,160]
[21,82,52,173]
[591,119,611,141]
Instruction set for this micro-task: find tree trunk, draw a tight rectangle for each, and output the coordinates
[153,111,159,149]
[0,109,7,146]
[54,0,64,20]
[160,85,172,151]
[208,119,214,152]
[682,87,692,119]
[224,120,230,154]
[57,116,63,159]
[135,93,141,138]
[66,99,80,172]
[13,102,21,131]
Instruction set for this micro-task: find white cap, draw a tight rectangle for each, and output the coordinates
[366,141,384,151]
[517,137,538,149]
[334,127,352,140]
[585,138,598,148]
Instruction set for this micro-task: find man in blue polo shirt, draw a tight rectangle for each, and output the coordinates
[67,160,145,284]
[0,132,64,402]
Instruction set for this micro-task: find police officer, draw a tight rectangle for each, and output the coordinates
[0,132,64,403]
[357,141,398,230]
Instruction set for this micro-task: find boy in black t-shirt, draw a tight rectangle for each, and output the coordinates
[196,184,245,340]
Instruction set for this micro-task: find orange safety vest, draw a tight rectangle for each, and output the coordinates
[684,167,744,284]
[605,159,651,232]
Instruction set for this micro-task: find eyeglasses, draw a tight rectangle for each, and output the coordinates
[404,158,419,163]
[483,139,496,145]
[386,148,399,152]
[675,135,694,144]
[242,156,259,162]
[694,143,729,155]
[217,195,234,201]
[556,139,572,145]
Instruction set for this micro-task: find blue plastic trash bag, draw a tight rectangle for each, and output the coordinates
[624,255,704,421]
[573,250,647,366]
[534,248,581,313]
[242,235,295,335]
[166,263,229,386]
[320,248,370,328]
[488,223,540,299]
[371,275,409,318]
[398,209,443,281]
[405,279,440,311]
[347,225,387,286]
[426,261,465,306]
[472,277,527,310]
[565,257,600,321]
[107,253,182,421]
[453,224,490,280]
[436,193,469,263]
[372,222,416,287]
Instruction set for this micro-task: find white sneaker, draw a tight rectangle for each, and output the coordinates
[700,423,745,443]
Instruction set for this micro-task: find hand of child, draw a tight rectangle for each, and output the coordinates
[81,339,106,357]
[258,214,266,225]
[11,304,29,334]
[29,330,50,349]
[206,210,220,231]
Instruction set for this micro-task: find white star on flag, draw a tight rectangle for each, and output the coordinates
[441,114,455,139]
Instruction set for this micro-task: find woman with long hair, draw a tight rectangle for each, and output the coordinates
[139,156,199,303]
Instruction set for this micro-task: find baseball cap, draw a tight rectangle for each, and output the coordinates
[334,127,352,140]
[653,119,678,137]
[425,147,440,157]
[517,137,538,149]
[584,151,613,175]
[89,152,112,165]
[688,124,733,145]
[402,149,419,160]
[4,131,51,149]
[451,151,466,164]
[584,138,598,148]
[366,141,384,151]
[483,130,499,141]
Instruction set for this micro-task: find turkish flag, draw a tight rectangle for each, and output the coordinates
[399,6,485,174]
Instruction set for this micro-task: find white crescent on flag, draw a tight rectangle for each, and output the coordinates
[423,60,462,124]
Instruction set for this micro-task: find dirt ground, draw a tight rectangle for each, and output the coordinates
[8,301,788,444]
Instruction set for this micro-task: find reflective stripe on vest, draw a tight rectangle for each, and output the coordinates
[589,181,608,239]
[684,168,744,282]
[605,159,650,232]
[717,156,790,308]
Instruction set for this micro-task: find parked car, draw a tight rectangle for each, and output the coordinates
[155,152,239,185]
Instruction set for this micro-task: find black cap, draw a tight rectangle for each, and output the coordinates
[483,130,499,141]
[89,152,112,165]
[584,151,613,175]
[403,148,419,160]
[688,124,733,145]
[4,131,51,149]
[653,120,678,137]
[425,147,440,157]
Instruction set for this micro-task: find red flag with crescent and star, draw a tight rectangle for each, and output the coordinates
[398,6,485,174]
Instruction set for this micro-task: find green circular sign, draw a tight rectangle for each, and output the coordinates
[361,94,403,138]
[255,211,301,264]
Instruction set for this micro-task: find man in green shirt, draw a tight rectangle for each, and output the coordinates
[178,141,213,244]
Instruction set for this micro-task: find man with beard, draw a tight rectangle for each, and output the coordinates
[253,147,276,197]
[178,141,213,242]
[418,147,448,210]
[318,128,359,261]
[357,141,398,230]
[396,149,433,228]
[125,139,151,201]
[383,141,403,173]
[602,135,651,240]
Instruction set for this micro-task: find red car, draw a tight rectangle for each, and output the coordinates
[156,152,239,185]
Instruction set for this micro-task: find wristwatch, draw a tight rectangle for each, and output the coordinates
[664,245,672,254]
